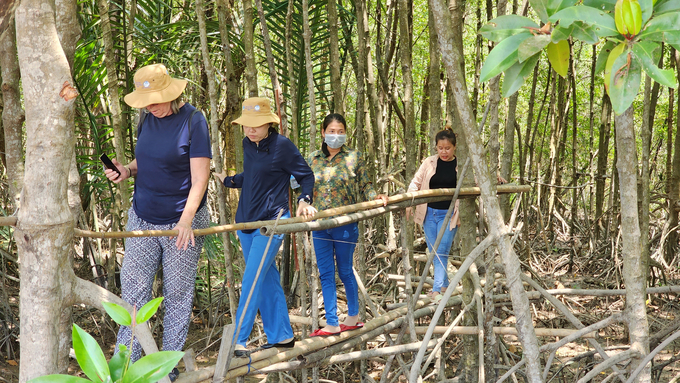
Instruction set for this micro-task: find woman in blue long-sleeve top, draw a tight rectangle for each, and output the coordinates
[215,97,316,356]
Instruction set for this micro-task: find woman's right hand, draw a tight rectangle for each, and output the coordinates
[104,158,128,183]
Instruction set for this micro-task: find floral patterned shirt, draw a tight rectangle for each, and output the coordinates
[308,146,378,211]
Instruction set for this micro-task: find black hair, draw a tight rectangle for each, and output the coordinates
[435,129,456,146]
[321,113,347,156]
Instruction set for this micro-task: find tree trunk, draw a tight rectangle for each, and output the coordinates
[595,94,612,239]
[0,18,23,209]
[614,106,651,382]
[429,1,543,382]
[243,0,258,97]
[327,0,344,115]
[668,50,680,265]
[500,93,517,219]
[199,0,237,320]
[98,0,131,215]
[16,0,77,379]
[399,0,415,184]
[353,0,366,151]
[639,75,653,279]
[301,0,317,149]
[428,8,441,152]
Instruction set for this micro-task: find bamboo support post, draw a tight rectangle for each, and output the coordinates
[212,324,235,383]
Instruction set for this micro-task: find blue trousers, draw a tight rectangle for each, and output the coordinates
[423,207,458,293]
[312,223,359,327]
[234,227,293,346]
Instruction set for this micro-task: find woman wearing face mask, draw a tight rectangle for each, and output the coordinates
[307,113,388,336]
[407,129,459,299]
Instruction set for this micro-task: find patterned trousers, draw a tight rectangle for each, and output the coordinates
[115,206,209,361]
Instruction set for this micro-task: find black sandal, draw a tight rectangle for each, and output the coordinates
[259,338,296,350]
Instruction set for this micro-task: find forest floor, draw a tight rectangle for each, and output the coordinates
[2,232,680,382]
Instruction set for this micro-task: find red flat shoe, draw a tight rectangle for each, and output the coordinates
[339,322,364,332]
[310,328,341,337]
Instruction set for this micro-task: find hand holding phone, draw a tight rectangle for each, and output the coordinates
[100,153,121,178]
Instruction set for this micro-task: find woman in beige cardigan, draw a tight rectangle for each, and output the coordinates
[407,129,460,298]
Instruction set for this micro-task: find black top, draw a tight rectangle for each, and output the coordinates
[428,157,458,210]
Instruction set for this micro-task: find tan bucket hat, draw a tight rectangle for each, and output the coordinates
[124,64,187,108]
[232,97,281,127]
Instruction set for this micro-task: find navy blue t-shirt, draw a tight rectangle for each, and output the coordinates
[133,103,212,225]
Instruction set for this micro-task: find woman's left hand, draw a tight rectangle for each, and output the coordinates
[172,219,195,250]
[497,175,507,185]
[296,201,317,219]
[375,194,388,206]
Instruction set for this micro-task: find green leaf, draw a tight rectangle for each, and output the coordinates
[551,25,574,43]
[549,6,619,37]
[122,351,184,383]
[632,41,678,88]
[595,40,618,74]
[109,345,130,382]
[654,0,680,15]
[136,297,164,324]
[519,35,551,62]
[72,324,110,383]
[102,302,132,327]
[547,0,578,15]
[638,12,680,42]
[583,0,617,12]
[571,21,600,44]
[530,0,551,23]
[609,51,642,115]
[28,376,93,383]
[639,0,653,24]
[502,54,541,97]
[479,15,539,42]
[547,40,571,77]
[480,32,532,83]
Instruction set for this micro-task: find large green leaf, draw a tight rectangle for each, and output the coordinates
[529,0,550,23]
[27,376,93,383]
[583,0,616,12]
[595,40,618,74]
[639,0,653,24]
[72,324,110,383]
[122,351,184,383]
[480,32,532,83]
[502,53,541,97]
[632,41,678,88]
[479,15,539,43]
[549,6,618,37]
[102,302,132,327]
[571,21,600,44]
[519,35,551,62]
[637,12,680,44]
[109,345,130,382]
[551,25,574,43]
[547,0,578,16]
[609,52,642,115]
[654,0,680,15]
[136,297,164,324]
[547,40,570,77]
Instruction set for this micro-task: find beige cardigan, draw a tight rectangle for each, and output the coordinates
[407,155,460,230]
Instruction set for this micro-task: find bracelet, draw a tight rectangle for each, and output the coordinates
[124,165,131,178]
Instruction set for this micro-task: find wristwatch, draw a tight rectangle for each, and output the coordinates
[298,195,312,205]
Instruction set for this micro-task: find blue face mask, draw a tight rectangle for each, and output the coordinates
[324,133,347,149]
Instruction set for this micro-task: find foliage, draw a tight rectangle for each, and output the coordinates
[479,0,679,114]
[27,297,183,383]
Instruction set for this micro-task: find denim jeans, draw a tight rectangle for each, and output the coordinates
[234,218,294,346]
[312,223,360,327]
[423,207,458,293]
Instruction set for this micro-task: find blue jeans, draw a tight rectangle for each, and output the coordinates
[234,222,294,346]
[423,207,458,293]
[312,223,360,327]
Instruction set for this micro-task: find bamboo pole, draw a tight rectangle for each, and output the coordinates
[391,326,596,338]
[65,185,529,238]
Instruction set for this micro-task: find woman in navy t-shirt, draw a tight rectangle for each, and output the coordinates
[104,63,211,382]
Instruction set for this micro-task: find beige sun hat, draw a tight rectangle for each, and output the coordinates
[232,97,281,127]
[124,64,187,108]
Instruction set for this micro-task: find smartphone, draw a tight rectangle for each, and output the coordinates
[100,153,121,178]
